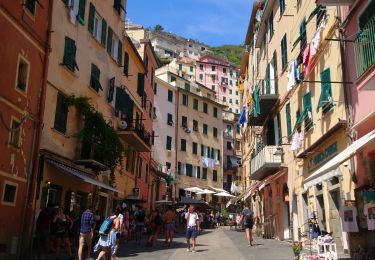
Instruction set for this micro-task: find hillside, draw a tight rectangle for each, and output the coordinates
[210,45,244,67]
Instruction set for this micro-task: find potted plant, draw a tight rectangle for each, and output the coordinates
[292,241,302,259]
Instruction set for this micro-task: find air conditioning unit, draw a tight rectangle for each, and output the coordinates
[118,120,127,130]
[133,188,140,197]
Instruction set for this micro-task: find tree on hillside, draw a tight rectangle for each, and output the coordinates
[154,24,164,32]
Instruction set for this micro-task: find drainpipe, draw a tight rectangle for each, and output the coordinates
[17,0,53,258]
[174,88,179,200]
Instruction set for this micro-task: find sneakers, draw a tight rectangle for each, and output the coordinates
[191,249,196,253]
[187,248,191,252]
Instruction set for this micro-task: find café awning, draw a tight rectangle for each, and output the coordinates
[303,129,375,190]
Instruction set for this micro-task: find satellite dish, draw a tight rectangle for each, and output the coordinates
[118,120,127,130]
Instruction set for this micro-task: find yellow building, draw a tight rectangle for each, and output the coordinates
[239,0,355,253]
[36,0,149,218]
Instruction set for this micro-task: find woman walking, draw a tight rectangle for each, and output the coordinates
[53,207,73,259]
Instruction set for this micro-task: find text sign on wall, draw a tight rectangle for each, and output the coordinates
[308,142,338,170]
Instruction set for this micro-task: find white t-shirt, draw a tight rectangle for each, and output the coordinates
[339,205,358,232]
[364,202,375,230]
[185,212,198,227]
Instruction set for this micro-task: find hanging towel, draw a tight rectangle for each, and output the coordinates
[303,44,312,77]
[291,133,299,151]
[202,157,209,167]
[239,107,246,126]
[69,7,76,25]
[311,18,326,56]
[298,131,304,145]
[287,61,295,91]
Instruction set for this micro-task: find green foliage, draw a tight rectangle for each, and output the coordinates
[155,54,171,66]
[210,45,245,66]
[221,208,229,218]
[154,24,164,32]
[292,241,303,253]
[66,96,124,184]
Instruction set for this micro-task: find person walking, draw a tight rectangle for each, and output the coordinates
[240,203,254,246]
[163,206,176,246]
[235,213,241,230]
[94,211,120,260]
[185,206,200,253]
[147,210,163,246]
[78,206,95,260]
[35,206,51,259]
[134,205,145,245]
[53,207,73,259]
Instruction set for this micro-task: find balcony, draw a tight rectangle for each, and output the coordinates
[117,120,151,152]
[76,142,109,171]
[250,146,282,181]
[247,81,279,126]
[354,15,375,80]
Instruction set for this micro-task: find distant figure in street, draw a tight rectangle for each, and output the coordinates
[134,205,146,244]
[35,207,51,259]
[53,207,73,259]
[148,210,163,246]
[185,206,200,253]
[78,205,95,260]
[236,213,241,230]
[215,211,221,228]
[163,206,176,246]
[240,203,254,246]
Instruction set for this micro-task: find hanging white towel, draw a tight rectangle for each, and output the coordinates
[69,7,76,25]
[291,133,299,151]
[311,18,326,56]
[287,60,296,91]
[202,157,209,167]
[298,131,304,146]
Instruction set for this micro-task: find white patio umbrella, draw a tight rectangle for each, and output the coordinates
[196,189,216,194]
[213,192,235,197]
[184,187,204,193]
[210,186,227,193]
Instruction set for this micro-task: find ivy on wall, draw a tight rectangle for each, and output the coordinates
[66,96,124,184]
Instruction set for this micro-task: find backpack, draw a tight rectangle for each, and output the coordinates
[135,210,145,222]
[244,209,253,224]
[99,217,113,236]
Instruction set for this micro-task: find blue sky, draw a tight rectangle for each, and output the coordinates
[126,0,253,47]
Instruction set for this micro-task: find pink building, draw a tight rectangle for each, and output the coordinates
[196,54,240,114]
[342,0,375,253]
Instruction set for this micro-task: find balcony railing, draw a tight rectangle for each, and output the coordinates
[250,146,282,181]
[117,120,151,152]
[354,15,375,78]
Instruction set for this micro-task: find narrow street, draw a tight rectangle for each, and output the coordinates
[117,227,293,260]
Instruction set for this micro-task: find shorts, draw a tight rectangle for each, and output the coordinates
[164,223,173,230]
[37,229,49,242]
[244,223,253,229]
[186,226,198,239]
[79,233,92,248]
[135,224,143,233]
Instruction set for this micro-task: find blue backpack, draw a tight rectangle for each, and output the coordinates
[99,217,113,236]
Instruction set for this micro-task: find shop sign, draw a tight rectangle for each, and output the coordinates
[308,142,338,170]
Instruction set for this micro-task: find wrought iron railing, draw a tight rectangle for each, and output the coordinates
[354,15,375,78]
[250,146,282,175]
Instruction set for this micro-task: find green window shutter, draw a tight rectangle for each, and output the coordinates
[88,3,95,34]
[78,0,86,24]
[124,52,129,76]
[201,144,204,156]
[286,103,292,137]
[213,107,217,117]
[202,168,207,179]
[213,127,217,138]
[179,64,182,70]
[190,66,193,72]
[203,103,208,113]
[193,142,197,154]
[137,73,144,96]
[166,136,172,150]
[217,149,221,161]
[266,63,270,93]
[273,51,278,93]
[193,99,198,110]
[168,90,173,102]
[277,112,282,145]
[303,92,313,130]
[317,68,333,112]
[90,63,102,91]
[197,167,201,179]
[185,83,190,92]
[207,146,211,158]
[54,93,68,133]
[280,0,285,15]
[101,19,107,46]
[63,37,77,71]
[203,124,207,134]
[117,41,122,65]
[281,35,288,70]
[107,27,113,55]
[211,147,215,159]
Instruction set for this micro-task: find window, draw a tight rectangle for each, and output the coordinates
[269,11,274,39]
[124,52,129,76]
[166,136,172,150]
[90,63,102,92]
[203,124,208,135]
[281,34,288,70]
[180,139,186,151]
[193,142,198,154]
[167,113,173,126]
[182,116,188,128]
[137,73,144,97]
[168,90,173,102]
[154,83,157,95]
[199,74,203,80]
[213,127,218,138]
[25,0,36,15]
[212,66,216,71]
[230,80,232,85]
[182,94,188,106]
[190,66,193,72]
[229,89,232,95]
[166,162,171,170]
[235,99,238,104]
[227,141,232,150]
[199,64,203,70]
[9,120,21,147]
[229,98,232,104]
[177,162,181,175]
[201,144,205,156]
[223,96,226,102]
[185,83,190,92]
[16,56,29,92]
[88,3,107,45]
[280,0,285,15]
[152,130,155,145]
[193,98,198,110]
[179,64,182,71]
[145,163,149,183]
[277,112,282,145]
[223,68,227,73]
[213,107,218,118]
[171,76,176,82]
[193,120,198,131]
[54,92,68,133]
[138,157,142,178]
[197,166,201,179]
[236,91,238,95]
[303,92,313,131]
[113,0,125,15]
[202,168,207,179]
[318,68,334,114]
[2,182,17,206]
[186,164,192,177]
[211,85,215,91]
[203,103,208,113]
[63,37,78,72]
[213,170,218,182]
[217,149,221,161]
[211,75,216,81]
[286,102,292,137]
[107,28,122,64]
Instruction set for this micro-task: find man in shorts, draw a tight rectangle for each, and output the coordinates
[240,203,254,246]
[185,206,200,253]
[78,205,95,260]
[163,206,176,246]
